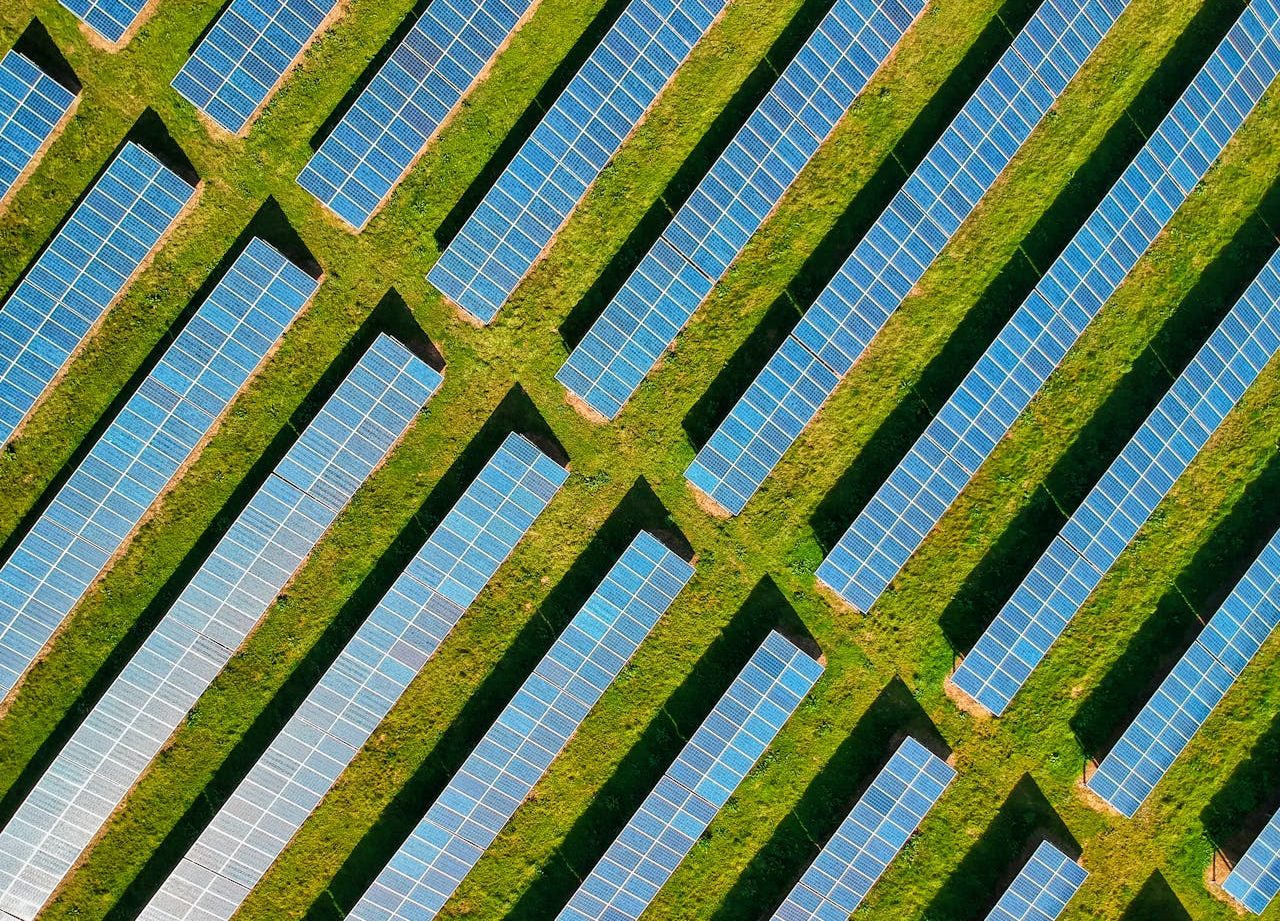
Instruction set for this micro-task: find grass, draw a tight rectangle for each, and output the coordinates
[1,0,1279,919]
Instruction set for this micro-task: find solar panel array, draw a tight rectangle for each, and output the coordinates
[138,432,568,921]
[0,334,439,921]
[770,736,953,921]
[684,0,1133,515]
[0,140,197,447]
[555,630,823,921]
[985,841,1088,921]
[0,238,318,701]
[427,0,732,325]
[0,49,76,204]
[297,0,538,230]
[816,1,1280,613]
[58,0,150,45]
[172,0,338,136]
[1225,804,1280,914]
[555,0,923,420]
[1086,527,1280,817]
[345,531,693,921]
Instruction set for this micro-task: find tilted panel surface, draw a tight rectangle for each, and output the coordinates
[0,49,76,202]
[984,841,1088,921]
[58,0,150,44]
[1225,805,1280,914]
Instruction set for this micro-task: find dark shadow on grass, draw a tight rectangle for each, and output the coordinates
[1202,709,1280,863]
[1119,872,1191,921]
[0,293,432,837]
[681,0,1042,450]
[556,0,842,350]
[922,775,1079,921]
[709,677,945,921]
[493,576,814,921]
[805,0,1253,556]
[13,17,81,93]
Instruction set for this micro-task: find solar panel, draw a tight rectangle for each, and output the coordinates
[984,841,1088,921]
[685,0,1133,515]
[1086,532,1280,817]
[0,334,440,921]
[297,0,538,230]
[556,630,823,921]
[0,238,319,701]
[770,736,953,920]
[137,432,569,921]
[340,531,693,921]
[0,49,76,205]
[0,141,198,447]
[427,0,732,324]
[816,1,1280,613]
[172,0,339,135]
[1224,804,1280,914]
[945,224,1280,717]
[555,0,924,420]
[58,0,151,45]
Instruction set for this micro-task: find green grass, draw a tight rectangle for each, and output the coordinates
[1,0,1279,919]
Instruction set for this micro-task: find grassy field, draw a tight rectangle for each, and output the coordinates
[1,0,1279,919]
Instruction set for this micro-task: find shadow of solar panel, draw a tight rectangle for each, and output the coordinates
[1225,805,1280,914]
[58,0,151,44]
[344,531,692,921]
[984,841,1088,921]
[0,334,439,921]
[427,0,733,324]
[555,630,823,921]
[770,736,953,921]
[0,238,317,701]
[816,1,1280,614]
[950,243,1280,719]
[173,0,338,135]
[555,0,925,420]
[139,432,567,921]
[0,49,76,203]
[0,141,197,448]
[685,0,1136,516]
[297,0,536,230]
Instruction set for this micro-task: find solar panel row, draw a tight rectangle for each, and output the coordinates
[770,736,953,921]
[555,0,924,421]
[138,432,568,921]
[59,0,151,45]
[556,630,823,921]
[0,49,76,205]
[297,0,538,230]
[817,0,1280,614]
[0,140,197,447]
[985,841,1088,921]
[0,237,318,701]
[0,334,440,921]
[346,531,693,921]
[428,0,731,324]
[684,0,1133,516]
[952,244,1280,719]
[173,0,338,136]
[1225,803,1280,914]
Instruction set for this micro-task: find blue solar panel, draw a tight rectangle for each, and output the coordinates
[685,0,1133,515]
[770,736,953,920]
[946,235,1280,718]
[817,1,1280,612]
[1225,804,1280,914]
[0,49,76,205]
[59,0,151,45]
[0,238,318,701]
[139,432,568,921]
[297,0,537,230]
[341,532,693,921]
[428,0,732,324]
[0,141,198,447]
[173,0,338,135]
[0,334,440,921]
[985,841,1088,921]
[555,630,823,921]
[555,0,924,420]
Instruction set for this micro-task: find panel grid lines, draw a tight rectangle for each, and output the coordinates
[984,841,1088,921]
[58,0,151,45]
[1225,804,1280,913]
[0,49,76,204]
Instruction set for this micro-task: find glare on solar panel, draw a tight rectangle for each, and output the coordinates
[984,841,1088,921]
[0,48,77,206]
[1224,805,1280,914]
[0,334,439,921]
[138,431,569,921]
[59,0,153,46]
